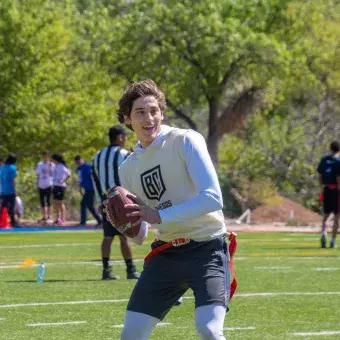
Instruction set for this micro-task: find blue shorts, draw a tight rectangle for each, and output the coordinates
[126,236,229,320]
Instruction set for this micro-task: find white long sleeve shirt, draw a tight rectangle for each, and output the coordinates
[119,125,226,242]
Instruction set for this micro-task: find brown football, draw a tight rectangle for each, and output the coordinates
[106,186,141,238]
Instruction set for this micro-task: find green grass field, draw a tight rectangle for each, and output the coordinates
[1,230,340,340]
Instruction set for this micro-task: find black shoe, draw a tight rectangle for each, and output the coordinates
[321,235,327,248]
[127,271,140,280]
[102,267,120,280]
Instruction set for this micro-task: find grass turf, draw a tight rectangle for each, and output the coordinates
[0,231,340,339]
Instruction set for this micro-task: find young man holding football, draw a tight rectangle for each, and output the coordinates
[115,79,229,339]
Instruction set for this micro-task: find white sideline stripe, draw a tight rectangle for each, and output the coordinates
[0,243,98,249]
[224,326,256,331]
[0,299,129,308]
[27,321,86,327]
[0,259,144,269]
[236,292,340,297]
[294,331,340,336]
[0,318,5,320]
[112,323,172,329]
[313,268,339,271]
[235,256,340,261]
[2,292,340,309]
[255,266,291,270]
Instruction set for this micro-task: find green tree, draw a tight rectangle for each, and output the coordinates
[88,0,293,165]
[0,0,120,164]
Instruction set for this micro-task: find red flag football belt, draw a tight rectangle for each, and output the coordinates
[319,184,339,202]
[144,233,238,300]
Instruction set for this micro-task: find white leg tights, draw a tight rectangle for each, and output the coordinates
[195,305,226,340]
[120,305,226,339]
[120,311,159,340]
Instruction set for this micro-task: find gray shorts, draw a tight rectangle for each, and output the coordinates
[126,236,230,320]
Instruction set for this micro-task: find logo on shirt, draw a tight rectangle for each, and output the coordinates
[140,165,166,201]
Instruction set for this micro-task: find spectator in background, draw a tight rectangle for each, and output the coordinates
[74,155,102,227]
[317,141,340,248]
[92,125,139,280]
[36,151,54,223]
[51,154,71,225]
[0,154,18,227]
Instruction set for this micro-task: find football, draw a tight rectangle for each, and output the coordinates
[105,186,141,238]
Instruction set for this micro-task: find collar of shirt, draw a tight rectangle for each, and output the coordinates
[134,125,174,155]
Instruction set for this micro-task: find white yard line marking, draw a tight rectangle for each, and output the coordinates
[224,326,256,331]
[294,331,340,336]
[112,322,172,329]
[0,318,5,320]
[0,259,143,269]
[313,268,339,271]
[254,266,291,270]
[27,321,86,327]
[0,243,98,249]
[236,292,340,297]
[0,299,129,308]
[235,256,340,261]
[2,292,340,309]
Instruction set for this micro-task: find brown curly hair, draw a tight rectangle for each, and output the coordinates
[117,79,166,130]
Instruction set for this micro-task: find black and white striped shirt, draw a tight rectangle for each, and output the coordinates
[91,145,129,204]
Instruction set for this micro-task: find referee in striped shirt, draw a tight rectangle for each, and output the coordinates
[92,125,139,280]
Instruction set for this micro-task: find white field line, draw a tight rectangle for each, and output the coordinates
[224,326,256,331]
[234,256,340,261]
[240,238,315,242]
[294,331,340,336]
[0,259,144,269]
[254,266,291,270]
[0,243,98,249]
[0,318,5,320]
[112,322,171,329]
[0,299,129,308]
[235,292,340,297]
[27,321,86,327]
[3,292,337,309]
[313,268,339,271]
[157,323,172,326]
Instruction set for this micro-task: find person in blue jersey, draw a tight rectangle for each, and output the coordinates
[74,155,102,227]
[114,80,229,340]
[0,154,18,227]
[317,141,340,248]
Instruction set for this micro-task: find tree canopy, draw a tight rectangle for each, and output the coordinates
[0,0,339,216]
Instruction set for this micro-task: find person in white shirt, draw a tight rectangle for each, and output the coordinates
[36,152,54,223]
[114,80,229,340]
[51,154,71,225]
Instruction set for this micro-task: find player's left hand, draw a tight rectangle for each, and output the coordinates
[124,193,161,226]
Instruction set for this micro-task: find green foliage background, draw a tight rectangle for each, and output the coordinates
[0,0,339,219]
